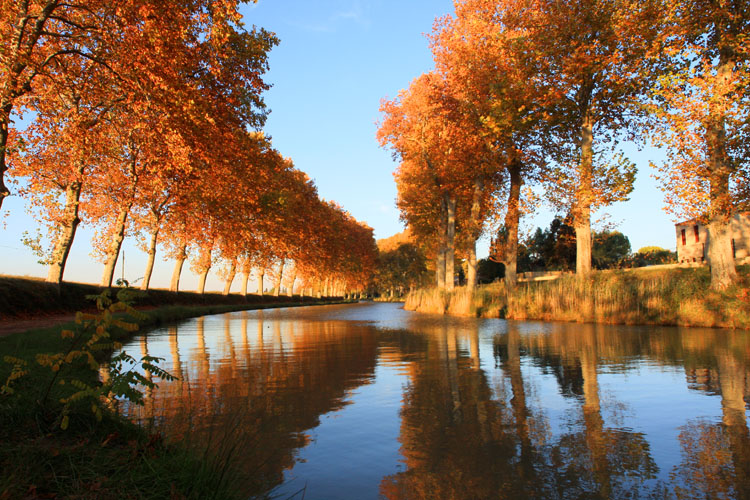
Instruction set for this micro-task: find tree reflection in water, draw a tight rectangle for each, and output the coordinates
[116,304,749,499]
[126,311,380,497]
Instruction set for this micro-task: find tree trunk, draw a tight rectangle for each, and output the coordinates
[197,268,210,294]
[239,258,252,296]
[102,155,139,287]
[466,177,484,289]
[241,272,250,297]
[170,244,187,292]
[141,227,159,290]
[100,205,131,287]
[288,271,297,297]
[445,195,456,291]
[47,179,83,285]
[504,162,522,290]
[705,48,738,290]
[196,248,212,294]
[467,244,478,289]
[274,260,284,297]
[707,217,738,289]
[575,108,594,278]
[435,199,446,290]
[223,261,236,295]
[436,247,446,289]
[257,269,265,296]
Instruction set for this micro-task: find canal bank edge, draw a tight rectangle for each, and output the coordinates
[0,297,352,499]
[405,265,750,329]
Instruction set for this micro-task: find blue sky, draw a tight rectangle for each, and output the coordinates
[0,0,677,291]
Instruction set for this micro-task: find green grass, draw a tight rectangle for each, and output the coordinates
[406,265,750,329]
[0,288,349,499]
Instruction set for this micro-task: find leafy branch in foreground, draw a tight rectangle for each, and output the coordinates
[1,288,175,429]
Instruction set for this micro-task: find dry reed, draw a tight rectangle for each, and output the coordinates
[404,266,750,329]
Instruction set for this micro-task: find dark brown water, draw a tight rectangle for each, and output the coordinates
[117,302,750,499]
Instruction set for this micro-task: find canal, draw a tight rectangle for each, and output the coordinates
[116,302,750,499]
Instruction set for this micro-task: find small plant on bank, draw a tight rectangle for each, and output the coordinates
[1,288,174,430]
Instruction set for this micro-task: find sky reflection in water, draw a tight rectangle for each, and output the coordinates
[116,302,750,499]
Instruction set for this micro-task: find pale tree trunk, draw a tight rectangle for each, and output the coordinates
[288,271,297,297]
[436,198,447,289]
[197,268,210,294]
[241,272,250,296]
[101,155,140,287]
[223,260,236,295]
[170,244,187,292]
[706,48,738,290]
[274,260,284,297]
[239,257,252,297]
[467,245,478,289]
[445,195,456,291]
[100,205,132,287]
[196,247,212,294]
[141,226,160,290]
[467,177,484,289]
[256,269,265,296]
[436,247,446,289]
[575,106,594,278]
[47,178,83,285]
[707,218,737,290]
[504,162,522,291]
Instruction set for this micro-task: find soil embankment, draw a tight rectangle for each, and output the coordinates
[0,275,340,336]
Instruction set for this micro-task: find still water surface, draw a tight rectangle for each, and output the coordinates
[118,302,750,499]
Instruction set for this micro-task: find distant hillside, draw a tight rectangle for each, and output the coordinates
[377,228,413,252]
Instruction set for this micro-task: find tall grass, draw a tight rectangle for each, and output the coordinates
[405,266,750,328]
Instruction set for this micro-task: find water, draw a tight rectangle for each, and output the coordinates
[115,302,750,499]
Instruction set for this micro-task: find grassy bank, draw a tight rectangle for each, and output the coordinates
[0,287,347,499]
[0,275,330,320]
[405,265,750,329]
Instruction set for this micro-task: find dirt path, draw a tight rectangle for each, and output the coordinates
[0,313,78,338]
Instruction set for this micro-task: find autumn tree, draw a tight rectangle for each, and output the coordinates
[10,51,120,285]
[650,0,749,289]
[521,0,661,277]
[375,243,429,297]
[430,0,547,289]
[0,0,114,211]
[9,0,278,289]
[379,72,488,290]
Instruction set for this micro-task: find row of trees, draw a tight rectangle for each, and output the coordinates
[378,0,749,291]
[2,1,377,296]
[373,230,431,297]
